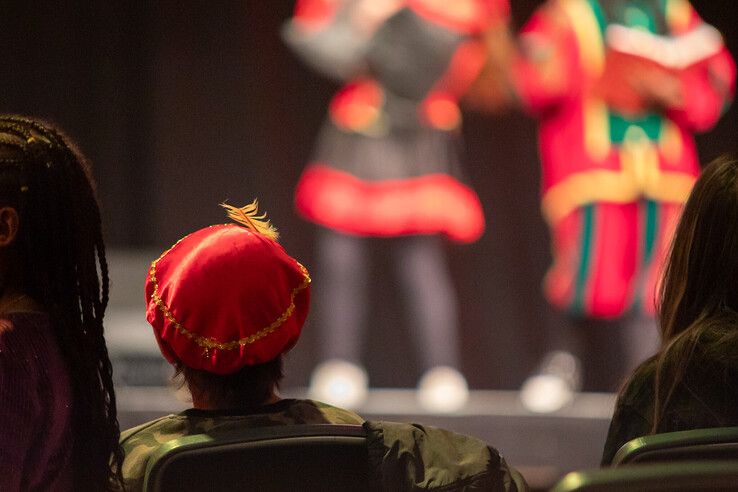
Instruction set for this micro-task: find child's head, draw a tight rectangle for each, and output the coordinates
[146,202,311,408]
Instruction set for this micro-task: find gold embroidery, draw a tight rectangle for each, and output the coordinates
[659,120,684,164]
[666,0,693,34]
[559,0,605,77]
[541,163,695,225]
[148,226,311,352]
[621,125,656,190]
[584,97,611,160]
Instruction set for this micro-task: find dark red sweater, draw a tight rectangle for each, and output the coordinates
[0,312,73,491]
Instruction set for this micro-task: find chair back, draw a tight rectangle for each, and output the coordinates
[552,461,738,491]
[612,426,738,466]
[143,424,372,492]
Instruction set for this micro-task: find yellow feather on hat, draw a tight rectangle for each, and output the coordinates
[220,200,279,241]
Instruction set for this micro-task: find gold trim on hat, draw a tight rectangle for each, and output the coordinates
[148,227,311,352]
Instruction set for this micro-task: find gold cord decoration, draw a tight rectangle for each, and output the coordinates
[221,200,279,241]
[148,260,310,351]
[147,201,309,353]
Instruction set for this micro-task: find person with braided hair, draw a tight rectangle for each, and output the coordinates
[0,116,122,490]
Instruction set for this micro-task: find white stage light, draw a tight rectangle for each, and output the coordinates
[309,359,369,409]
[520,373,575,413]
[416,366,469,413]
[520,351,581,413]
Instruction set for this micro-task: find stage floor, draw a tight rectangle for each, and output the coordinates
[116,386,615,489]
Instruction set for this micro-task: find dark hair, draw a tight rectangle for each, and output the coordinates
[176,356,284,410]
[652,155,738,430]
[0,116,122,489]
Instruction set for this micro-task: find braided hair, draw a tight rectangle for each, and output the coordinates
[0,115,122,489]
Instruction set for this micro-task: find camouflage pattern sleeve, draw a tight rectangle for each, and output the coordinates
[117,416,186,492]
[115,400,363,491]
[310,399,365,424]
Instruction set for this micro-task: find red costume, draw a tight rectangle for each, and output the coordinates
[515,0,735,318]
[286,0,511,243]
[282,0,509,383]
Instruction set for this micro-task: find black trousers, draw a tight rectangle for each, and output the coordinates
[544,306,660,391]
[313,229,461,373]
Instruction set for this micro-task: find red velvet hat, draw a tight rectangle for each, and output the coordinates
[145,201,311,375]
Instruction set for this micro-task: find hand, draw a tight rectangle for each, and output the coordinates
[464,22,517,111]
[352,0,403,35]
[630,69,685,109]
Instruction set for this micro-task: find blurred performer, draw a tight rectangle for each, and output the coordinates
[284,0,509,411]
[473,0,735,409]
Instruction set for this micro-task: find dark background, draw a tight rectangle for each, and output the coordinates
[2,1,736,389]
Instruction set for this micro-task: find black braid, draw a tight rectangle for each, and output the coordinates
[0,115,123,490]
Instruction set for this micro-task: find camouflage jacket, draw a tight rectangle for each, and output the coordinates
[365,421,526,491]
[117,398,363,492]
